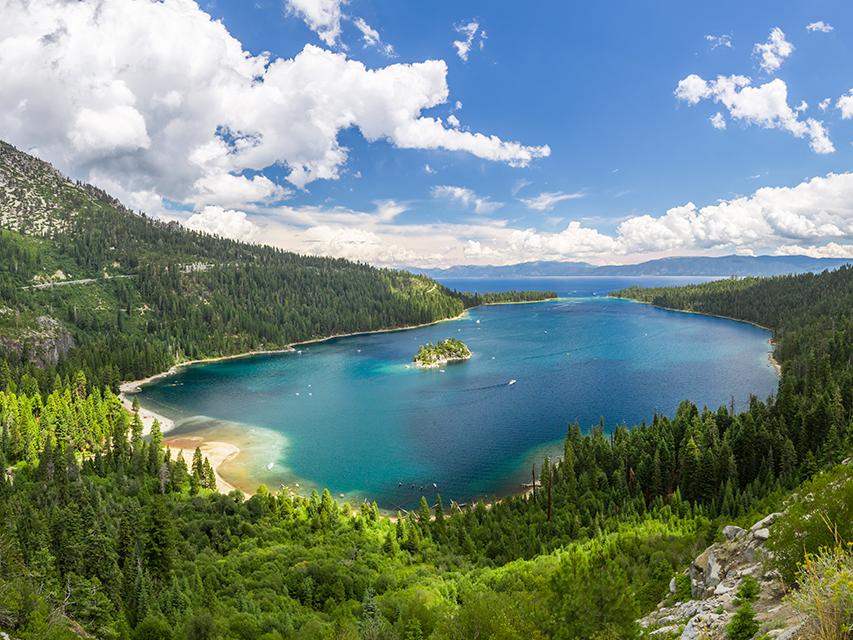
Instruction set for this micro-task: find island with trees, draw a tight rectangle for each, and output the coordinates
[413,338,472,368]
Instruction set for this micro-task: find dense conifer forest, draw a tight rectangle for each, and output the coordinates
[0,266,849,639]
[1,143,851,638]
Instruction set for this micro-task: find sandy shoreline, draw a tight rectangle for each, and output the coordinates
[165,436,240,493]
[118,309,474,492]
[121,295,781,500]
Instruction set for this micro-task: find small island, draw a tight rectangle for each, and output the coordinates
[413,338,472,368]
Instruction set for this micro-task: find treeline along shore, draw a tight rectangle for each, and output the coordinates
[2,143,852,639]
[0,265,850,638]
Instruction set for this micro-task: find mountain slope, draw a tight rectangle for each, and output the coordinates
[413,254,851,278]
[0,141,468,390]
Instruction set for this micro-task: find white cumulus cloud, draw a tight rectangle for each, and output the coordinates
[675,74,834,153]
[753,27,793,74]
[837,90,853,119]
[184,206,261,242]
[0,0,548,212]
[776,242,853,258]
[806,21,833,33]
[285,0,345,47]
[709,112,727,129]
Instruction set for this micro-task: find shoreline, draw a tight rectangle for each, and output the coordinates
[122,294,779,503]
[480,297,558,306]
[119,309,476,488]
[610,296,782,372]
[165,436,240,493]
[118,309,471,435]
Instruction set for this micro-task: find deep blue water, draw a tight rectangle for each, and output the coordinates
[133,277,779,508]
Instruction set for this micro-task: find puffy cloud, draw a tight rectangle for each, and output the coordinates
[173,172,853,267]
[837,90,853,119]
[0,0,547,211]
[432,185,502,214]
[70,105,151,156]
[675,75,834,153]
[498,172,853,262]
[819,98,831,111]
[447,114,461,128]
[705,34,732,50]
[520,191,585,211]
[806,21,833,33]
[184,206,260,241]
[709,112,726,129]
[776,242,853,258]
[753,27,793,73]
[190,173,291,209]
[285,0,345,47]
[453,21,485,62]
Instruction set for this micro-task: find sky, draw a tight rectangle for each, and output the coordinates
[1,0,852,267]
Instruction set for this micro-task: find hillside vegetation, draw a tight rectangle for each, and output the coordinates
[0,143,851,639]
[0,263,849,638]
[0,141,470,392]
[413,338,472,368]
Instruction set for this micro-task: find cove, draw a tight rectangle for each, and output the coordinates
[131,277,779,509]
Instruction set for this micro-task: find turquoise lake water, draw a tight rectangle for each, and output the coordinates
[132,277,779,509]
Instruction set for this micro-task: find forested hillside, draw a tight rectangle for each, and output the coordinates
[0,141,469,392]
[0,264,850,638]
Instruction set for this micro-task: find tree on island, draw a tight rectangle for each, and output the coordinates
[413,338,472,367]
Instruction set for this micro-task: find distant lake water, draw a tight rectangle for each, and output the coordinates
[132,277,779,509]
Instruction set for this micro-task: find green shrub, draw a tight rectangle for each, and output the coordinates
[727,602,760,640]
[727,576,761,640]
[769,464,853,584]
[788,540,853,640]
[673,573,692,602]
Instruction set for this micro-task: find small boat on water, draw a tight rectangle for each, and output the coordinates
[266,462,274,470]
[508,379,517,385]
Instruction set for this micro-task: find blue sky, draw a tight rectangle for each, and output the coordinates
[2,0,852,265]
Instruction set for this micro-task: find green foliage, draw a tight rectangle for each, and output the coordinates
[673,573,692,602]
[727,602,760,640]
[768,463,853,583]
[736,576,760,604]
[413,338,471,366]
[475,290,557,304]
[2,140,852,639]
[788,539,853,640]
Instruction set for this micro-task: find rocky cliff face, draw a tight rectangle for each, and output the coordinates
[640,512,803,639]
[0,315,74,367]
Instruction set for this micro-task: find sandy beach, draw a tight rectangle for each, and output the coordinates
[118,309,472,493]
[164,436,241,493]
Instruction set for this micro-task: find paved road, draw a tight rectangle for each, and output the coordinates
[23,274,135,290]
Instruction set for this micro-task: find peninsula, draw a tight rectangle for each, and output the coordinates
[413,338,472,368]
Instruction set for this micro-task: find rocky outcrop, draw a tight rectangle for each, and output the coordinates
[639,512,804,639]
[0,315,74,367]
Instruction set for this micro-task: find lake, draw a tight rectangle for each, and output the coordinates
[131,277,779,509]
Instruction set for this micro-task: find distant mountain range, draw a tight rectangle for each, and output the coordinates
[410,255,852,279]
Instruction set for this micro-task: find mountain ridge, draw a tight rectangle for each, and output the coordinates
[410,254,852,278]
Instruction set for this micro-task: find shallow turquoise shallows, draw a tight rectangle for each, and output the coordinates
[133,277,779,509]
